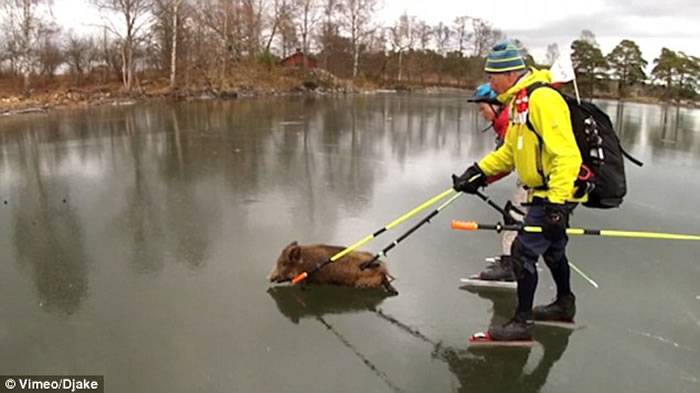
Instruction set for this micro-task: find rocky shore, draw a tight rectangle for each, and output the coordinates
[0,68,382,118]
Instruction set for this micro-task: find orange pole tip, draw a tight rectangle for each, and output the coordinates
[291,272,308,285]
[451,220,479,231]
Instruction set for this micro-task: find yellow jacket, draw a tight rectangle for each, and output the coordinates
[478,68,583,204]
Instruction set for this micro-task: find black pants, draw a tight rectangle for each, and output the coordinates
[510,202,575,315]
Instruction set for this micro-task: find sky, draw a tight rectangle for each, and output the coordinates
[51,0,700,65]
[380,0,700,64]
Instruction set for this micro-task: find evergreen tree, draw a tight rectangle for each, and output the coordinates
[651,47,677,92]
[676,52,700,100]
[570,31,608,97]
[606,39,647,98]
[652,48,700,101]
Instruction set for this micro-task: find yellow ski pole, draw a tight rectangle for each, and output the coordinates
[291,188,456,284]
[451,221,700,241]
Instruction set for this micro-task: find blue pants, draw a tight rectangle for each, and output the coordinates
[511,203,575,314]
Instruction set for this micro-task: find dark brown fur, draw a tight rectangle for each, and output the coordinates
[268,241,397,294]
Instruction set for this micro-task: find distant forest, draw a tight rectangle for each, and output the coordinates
[1,0,698,102]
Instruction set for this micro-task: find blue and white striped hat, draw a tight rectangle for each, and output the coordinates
[484,41,526,73]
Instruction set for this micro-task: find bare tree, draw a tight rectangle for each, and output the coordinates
[293,0,320,54]
[265,0,290,53]
[189,0,235,84]
[389,13,415,82]
[64,33,96,85]
[92,0,154,91]
[433,22,450,56]
[169,0,185,89]
[278,7,298,58]
[340,0,377,78]
[150,0,173,72]
[36,29,62,78]
[415,20,432,51]
[0,29,9,74]
[241,0,265,57]
[413,19,431,84]
[2,0,55,95]
[471,17,501,57]
[319,0,339,39]
[0,34,6,75]
[99,26,123,82]
[318,0,340,69]
[546,42,559,66]
[452,16,470,55]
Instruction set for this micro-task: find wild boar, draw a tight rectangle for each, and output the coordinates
[268,241,397,295]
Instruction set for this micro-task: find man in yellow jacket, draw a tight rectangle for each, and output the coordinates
[453,41,582,341]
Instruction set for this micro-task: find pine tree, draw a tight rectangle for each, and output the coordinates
[606,39,647,98]
[570,32,608,97]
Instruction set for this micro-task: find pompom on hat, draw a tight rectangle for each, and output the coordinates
[484,40,526,73]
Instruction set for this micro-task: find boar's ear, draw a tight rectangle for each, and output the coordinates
[288,244,301,263]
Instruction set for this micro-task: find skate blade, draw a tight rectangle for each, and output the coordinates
[460,277,516,290]
[534,320,580,330]
[468,332,535,347]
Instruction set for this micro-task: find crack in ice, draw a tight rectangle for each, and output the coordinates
[627,329,698,353]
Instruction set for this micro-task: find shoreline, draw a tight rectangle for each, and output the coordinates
[0,83,370,119]
[1,81,697,120]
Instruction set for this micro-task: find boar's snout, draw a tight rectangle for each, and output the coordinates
[268,267,292,283]
[268,268,281,283]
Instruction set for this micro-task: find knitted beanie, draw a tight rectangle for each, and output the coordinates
[484,41,526,73]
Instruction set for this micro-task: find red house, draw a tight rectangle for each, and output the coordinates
[280,49,318,69]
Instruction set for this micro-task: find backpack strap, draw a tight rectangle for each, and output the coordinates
[621,147,644,167]
[523,83,596,195]
[523,82,551,133]
[518,82,552,190]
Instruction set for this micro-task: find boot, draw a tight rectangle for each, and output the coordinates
[478,255,516,281]
[484,255,501,265]
[489,311,534,341]
[533,293,576,322]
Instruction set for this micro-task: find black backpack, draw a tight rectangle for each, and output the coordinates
[524,83,643,209]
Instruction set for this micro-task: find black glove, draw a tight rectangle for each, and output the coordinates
[542,202,570,241]
[452,164,487,194]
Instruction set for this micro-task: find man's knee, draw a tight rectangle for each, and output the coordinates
[510,238,537,279]
[543,249,567,269]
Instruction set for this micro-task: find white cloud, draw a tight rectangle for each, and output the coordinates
[379,0,700,64]
[380,0,609,30]
[51,0,104,36]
